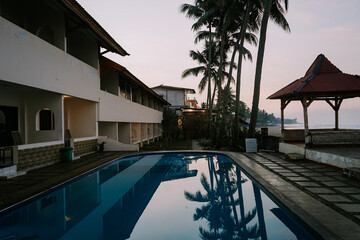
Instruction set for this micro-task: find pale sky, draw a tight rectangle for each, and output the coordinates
[77,0,360,127]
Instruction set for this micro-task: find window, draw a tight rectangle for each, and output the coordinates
[119,80,131,100]
[36,108,55,131]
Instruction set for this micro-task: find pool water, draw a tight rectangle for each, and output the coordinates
[0,153,316,239]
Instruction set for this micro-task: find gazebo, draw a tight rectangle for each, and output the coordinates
[268,54,360,146]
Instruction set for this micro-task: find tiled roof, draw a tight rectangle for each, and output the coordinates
[99,57,169,105]
[152,84,196,94]
[268,54,360,99]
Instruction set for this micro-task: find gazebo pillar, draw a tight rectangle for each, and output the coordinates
[280,99,291,133]
[280,99,285,132]
[301,97,312,146]
[326,98,343,130]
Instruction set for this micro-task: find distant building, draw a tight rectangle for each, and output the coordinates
[152,85,198,113]
[0,0,167,174]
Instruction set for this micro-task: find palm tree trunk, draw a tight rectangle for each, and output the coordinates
[217,31,226,108]
[234,0,252,145]
[207,25,213,129]
[225,39,239,91]
[211,79,217,111]
[248,0,272,137]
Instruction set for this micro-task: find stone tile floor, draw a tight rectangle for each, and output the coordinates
[244,152,360,225]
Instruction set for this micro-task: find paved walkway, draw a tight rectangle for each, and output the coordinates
[227,151,360,240]
[247,152,360,223]
[0,151,131,212]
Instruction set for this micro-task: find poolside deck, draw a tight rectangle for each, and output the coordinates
[228,151,360,240]
[0,151,132,212]
[0,146,359,239]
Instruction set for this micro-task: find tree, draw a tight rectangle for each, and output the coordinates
[182,42,219,108]
[180,0,218,123]
[161,107,180,148]
[248,0,290,137]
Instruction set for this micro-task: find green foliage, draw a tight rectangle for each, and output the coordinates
[256,109,297,125]
[161,107,181,147]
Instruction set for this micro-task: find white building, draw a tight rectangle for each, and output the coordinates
[152,85,197,111]
[0,0,167,174]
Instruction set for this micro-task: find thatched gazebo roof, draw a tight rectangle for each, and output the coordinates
[268,54,360,146]
[269,54,360,100]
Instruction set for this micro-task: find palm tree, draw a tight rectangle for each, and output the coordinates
[248,0,290,137]
[232,0,261,145]
[180,0,218,123]
[182,43,219,108]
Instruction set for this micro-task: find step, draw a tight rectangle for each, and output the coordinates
[343,167,360,180]
[0,165,26,180]
[0,171,26,180]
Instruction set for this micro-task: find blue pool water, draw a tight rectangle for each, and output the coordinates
[0,153,316,239]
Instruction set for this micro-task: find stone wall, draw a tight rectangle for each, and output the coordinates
[18,144,64,171]
[74,139,97,156]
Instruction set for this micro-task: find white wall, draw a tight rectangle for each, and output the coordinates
[131,123,141,143]
[99,91,163,123]
[25,92,63,144]
[98,122,118,140]
[0,17,100,102]
[118,122,131,144]
[64,98,96,138]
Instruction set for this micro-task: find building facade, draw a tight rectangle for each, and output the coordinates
[152,85,197,114]
[0,0,167,174]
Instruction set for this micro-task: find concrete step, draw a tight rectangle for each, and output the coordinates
[343,167,360,180]
[0,165,26,180]
[285,153,305,161]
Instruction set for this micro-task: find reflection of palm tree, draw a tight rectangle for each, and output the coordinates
[253,183,268,240]
[185,173,223,233]
[185,156,260,239]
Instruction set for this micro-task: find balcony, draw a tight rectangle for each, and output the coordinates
[98,91,163,123]
[0,17,100,102]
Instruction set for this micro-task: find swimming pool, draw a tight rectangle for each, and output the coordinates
[0,153,316,239]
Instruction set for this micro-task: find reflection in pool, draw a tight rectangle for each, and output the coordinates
[0,153,315,239]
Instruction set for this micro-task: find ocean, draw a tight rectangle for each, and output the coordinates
[284,123,360,129]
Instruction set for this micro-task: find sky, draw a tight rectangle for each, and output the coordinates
[77,0,360,127]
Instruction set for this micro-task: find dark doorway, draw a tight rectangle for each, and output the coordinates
[0,106,18,147]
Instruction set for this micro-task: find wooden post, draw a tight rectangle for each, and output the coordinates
[301,97,310,146]
[325,98,343,130]
[280,99,291,139]
[335,98,343,130]
[335,107,339,130]
[280,99,285,132]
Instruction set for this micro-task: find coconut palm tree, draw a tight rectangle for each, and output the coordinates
[231,0,262,145]
[182,43,218,104]
[180,0,218,123]
[248,0,290,137]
